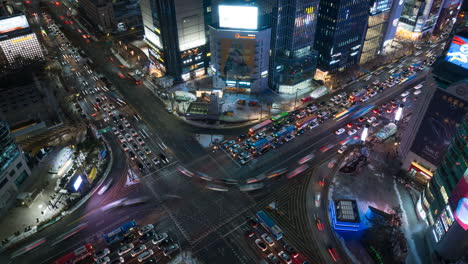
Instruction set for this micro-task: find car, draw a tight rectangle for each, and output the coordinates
[401,91,410,97]
[123,120,131,127]
[130,245,147,257]
[128,151,136,160]
[390,103,397,109]
[357,116,367,122]
[347,129,357,135]
[414,89,422,95]
[255,132,265,139]
[119,114,125,120]
[118,243,134,256]
[248,218,258,228]
[163,244,179,256]
[125,133,133,141]
[315,215,324,231]
[386,108,394,113]
[367,116,377,123]
[152,232,168,245]
[136,137,145,145]
[278,251,292,264]
[117,135,126,143]
[285,134,295,142]
[369,91,378,97]
[335,128,345,135]
[315,192,321,207]
[136,162,144,171]
[346,123,353,128]
[414,83,423,89]
[159,153,169,164]
[144,147,152,155]
[261,233,275,246]
[309,122,319,129]
[121,143,129,151]
[296,129,305,136]
[137,249,154,262]
[360,96,370,102]
[240,157,252,165]
[267,253,281,264]
[255,238,268,251]
[223,140,235,148]
[95,256,110,264]
[381,103,388,108]
[139,224,154,235]
[245,229,255,238]
[337,145,347,154]
[130,129,138,137]
[118,124,125,131]
[327,247,340,262]
[229,144,239,152]
[237,134,246,141]
[157,237,174,250]
[109,257,125,264]
[94,248,110,260]
[112,127,119,134]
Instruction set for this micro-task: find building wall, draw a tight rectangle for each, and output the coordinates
[79,0,115,33]
[0,120,30,212]
[210,27,271,94]
[397,0,446,38]
[314,0,370,73]
[0,32,43,66]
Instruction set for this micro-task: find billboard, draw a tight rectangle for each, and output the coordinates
[449,170,468,230]
[144,26,162,49]
[73,175,83,191]
[0,15,29,34]
[219,5,258,30]
[220,38,255,81]
[445,35,468,70]
[410,89,467,166]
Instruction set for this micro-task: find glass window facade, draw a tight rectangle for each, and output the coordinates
[0,121,20,177]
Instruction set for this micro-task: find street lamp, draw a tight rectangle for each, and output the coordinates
[360,124,369,142]
[394,104,404,123]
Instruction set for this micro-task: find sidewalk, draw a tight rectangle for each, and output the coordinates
[312,140,431,264]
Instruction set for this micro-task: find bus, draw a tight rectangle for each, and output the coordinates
[103,220,137,244]
[349,89,367,102]
[274,125,296,138]
[52,243,94,264]
[248,119,273,135]
[271,112,289,125]
[250,137,274,150]
[256,210,283,240]
[334,109,350,120]
[296,114,317,129]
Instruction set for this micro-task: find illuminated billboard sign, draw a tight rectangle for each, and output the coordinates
[218,5,258,30]
[144,26,162,49]
[410,89,467,166]
[220,38,255,80]
[445,35,468,70]
[0,15,29,34]
[73,175,83,191]
[449,171,468,230]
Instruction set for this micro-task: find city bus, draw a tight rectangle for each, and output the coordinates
[271,112,289,125]
[103,220,137,244]
[248,119,273,136]
[333,109,350,120]
[296,114,317,129]
[256,210,283,240]
[52,243,94,264]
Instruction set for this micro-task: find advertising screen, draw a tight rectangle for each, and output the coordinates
[449,171,468,230]
[445,35,468,70]
[219,5,258,30]
[0,15,29,34]
[409,89,467,166]
[144,26,162,49]
[220,38,255,81]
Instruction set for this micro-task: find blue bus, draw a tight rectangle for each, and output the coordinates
[256,210,283,240]
[103,220,137,244]
[251,137,273,150]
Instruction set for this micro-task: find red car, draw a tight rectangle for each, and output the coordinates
[357,116,367,122]
[301,97,311,103]
[328,247,340,262]
[386,108,394,113]
[315,216,324,231]
[390,104,397,109]
[346,123,353,128]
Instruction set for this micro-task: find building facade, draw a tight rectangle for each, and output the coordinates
[314,0,370,73]
[0,14,44,69]
[360,0,393,64]
[141,0,208,82]
[0,120,30,213]
[397,0,446,39]
[79,0,115,33]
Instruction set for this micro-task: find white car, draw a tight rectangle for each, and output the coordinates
[413,89,422,95]
[130,245,147,257]
[125,133,133,141]
[138,224,154,235]
[284,134,295,142]
[278,251,292,264]
[401,91,410,97]
[261,233,275,247]
[118,243,134,256]
[315,193,321,207]
[335,128,345,135]
[95,256,110,264]
[367,116,377,123]
[123,120,131,127]
[117,135,125,143]
[112,127,119,135]
[337,145,347,154]
[152,232,168,245]
[414,84,423,89]
[347,129,357,136]
[360,96,370,102]
[369,91,378,97]
[137,249,154,262]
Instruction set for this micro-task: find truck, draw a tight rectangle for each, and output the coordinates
[256,210,283,240]
[274,125,296,138]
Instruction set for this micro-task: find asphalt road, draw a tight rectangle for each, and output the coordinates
[2,3,445,264]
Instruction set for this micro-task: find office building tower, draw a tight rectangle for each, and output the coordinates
[397,0,446,40]
[0,120,31,214]
[360,0,394,64]
[434,0,462,35]
[141,0,208,82]
[314,0,370,73]
[79,0,115,33]
[209,3,271,93]
[0,13,44,70]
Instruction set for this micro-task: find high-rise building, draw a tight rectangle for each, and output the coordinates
[0,120,31,213]
[141,0,208,82]
[360,0,394,64]
[314,0,370,73]
[79,0,115,33]
[397,0,446,40]
[0,13,44,70]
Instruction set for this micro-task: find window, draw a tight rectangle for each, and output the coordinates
[16,162,23,169]
[9,169,15,176]
[0,178,8,190]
